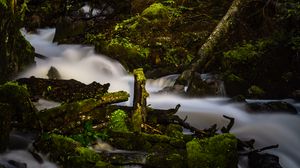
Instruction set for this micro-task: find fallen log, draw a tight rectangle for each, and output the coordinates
[17,77,110,103]
[35,91,129,131]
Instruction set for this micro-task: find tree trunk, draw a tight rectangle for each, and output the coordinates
[174,0,255,87]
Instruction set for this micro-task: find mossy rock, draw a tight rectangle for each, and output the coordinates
[36,134,111,168]
[0,82,35,124]
[223,73,248,97]
[248,85,265,98]
[186,133,238,168]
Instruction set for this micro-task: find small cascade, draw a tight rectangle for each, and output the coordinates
[2,28,298,168]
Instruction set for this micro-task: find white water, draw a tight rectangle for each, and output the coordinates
[5,28,300,168]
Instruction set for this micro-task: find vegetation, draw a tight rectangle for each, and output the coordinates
[0,0,35,84]
[0,0,299,167]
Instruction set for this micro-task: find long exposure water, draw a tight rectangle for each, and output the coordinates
[1,28,299,168]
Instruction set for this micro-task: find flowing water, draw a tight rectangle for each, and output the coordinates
[1,28,299,168]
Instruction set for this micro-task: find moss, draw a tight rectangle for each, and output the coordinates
[0,82,35,124]
[108,109,129,132]
[95,161,112,168]
[146,152,185,168]
[132,104,143,132]
[141,3,180,22]
[164,47,193,67]
[248,85,265,98]
[165,124,184,140]
[37,134,111,168]
[186,133,238,168]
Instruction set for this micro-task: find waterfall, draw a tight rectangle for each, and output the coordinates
[4,28,299,168]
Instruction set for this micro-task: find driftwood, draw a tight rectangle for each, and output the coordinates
[17,77,110,103]
[174,0,260,87]
[221,115,235,133]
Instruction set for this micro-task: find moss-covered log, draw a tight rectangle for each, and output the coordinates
[132,68,149,132]
[17,77,110,102]
[36,91,129,131]
[175,0,257,87]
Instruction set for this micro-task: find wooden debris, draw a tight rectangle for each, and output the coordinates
[132,68,148,132]
[17,77,110,103]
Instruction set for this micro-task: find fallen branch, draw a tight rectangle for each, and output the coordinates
[239,144,279,155]
[221,115,235,133]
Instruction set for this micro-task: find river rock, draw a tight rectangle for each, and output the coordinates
[47,66,61,79]
[186,73,226,97]
[248,152,282,168]
[246,101,297,114]
[0,103,12,152]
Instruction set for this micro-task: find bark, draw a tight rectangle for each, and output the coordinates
[174,0,257,87]
[132,68,148,132]
[35,91,129,131]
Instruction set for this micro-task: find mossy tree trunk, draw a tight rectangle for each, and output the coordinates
[0,0,35,84]
[132,68,148,132]
[175,0,257,87]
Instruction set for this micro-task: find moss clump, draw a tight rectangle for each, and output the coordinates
[0,82,35,124]
[37,134,111,168]
[165,124,184,140]
[108,109,129,132]
[141,3,180,22]
[146,152,185,168]
[105,37,150,69]
[186,133,238,168]
[248,85,265,98]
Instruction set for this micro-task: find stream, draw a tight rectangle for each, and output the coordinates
[1,28,299,168]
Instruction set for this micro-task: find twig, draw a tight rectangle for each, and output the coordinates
[239,144,279,155]
[221,115,235,133]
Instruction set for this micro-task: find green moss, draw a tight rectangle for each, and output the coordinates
[108,109,129,132]
[186,134,238,168]
[95,161,112,168]
[38,134,111,168]
[146,152,185,168]
[165,124,184,140]
[165,47,193,67]
[107,37,150,58]
[248,85,265,98]
[141,3,180,21]
[132,104,143,132]
[0,82,35,125]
